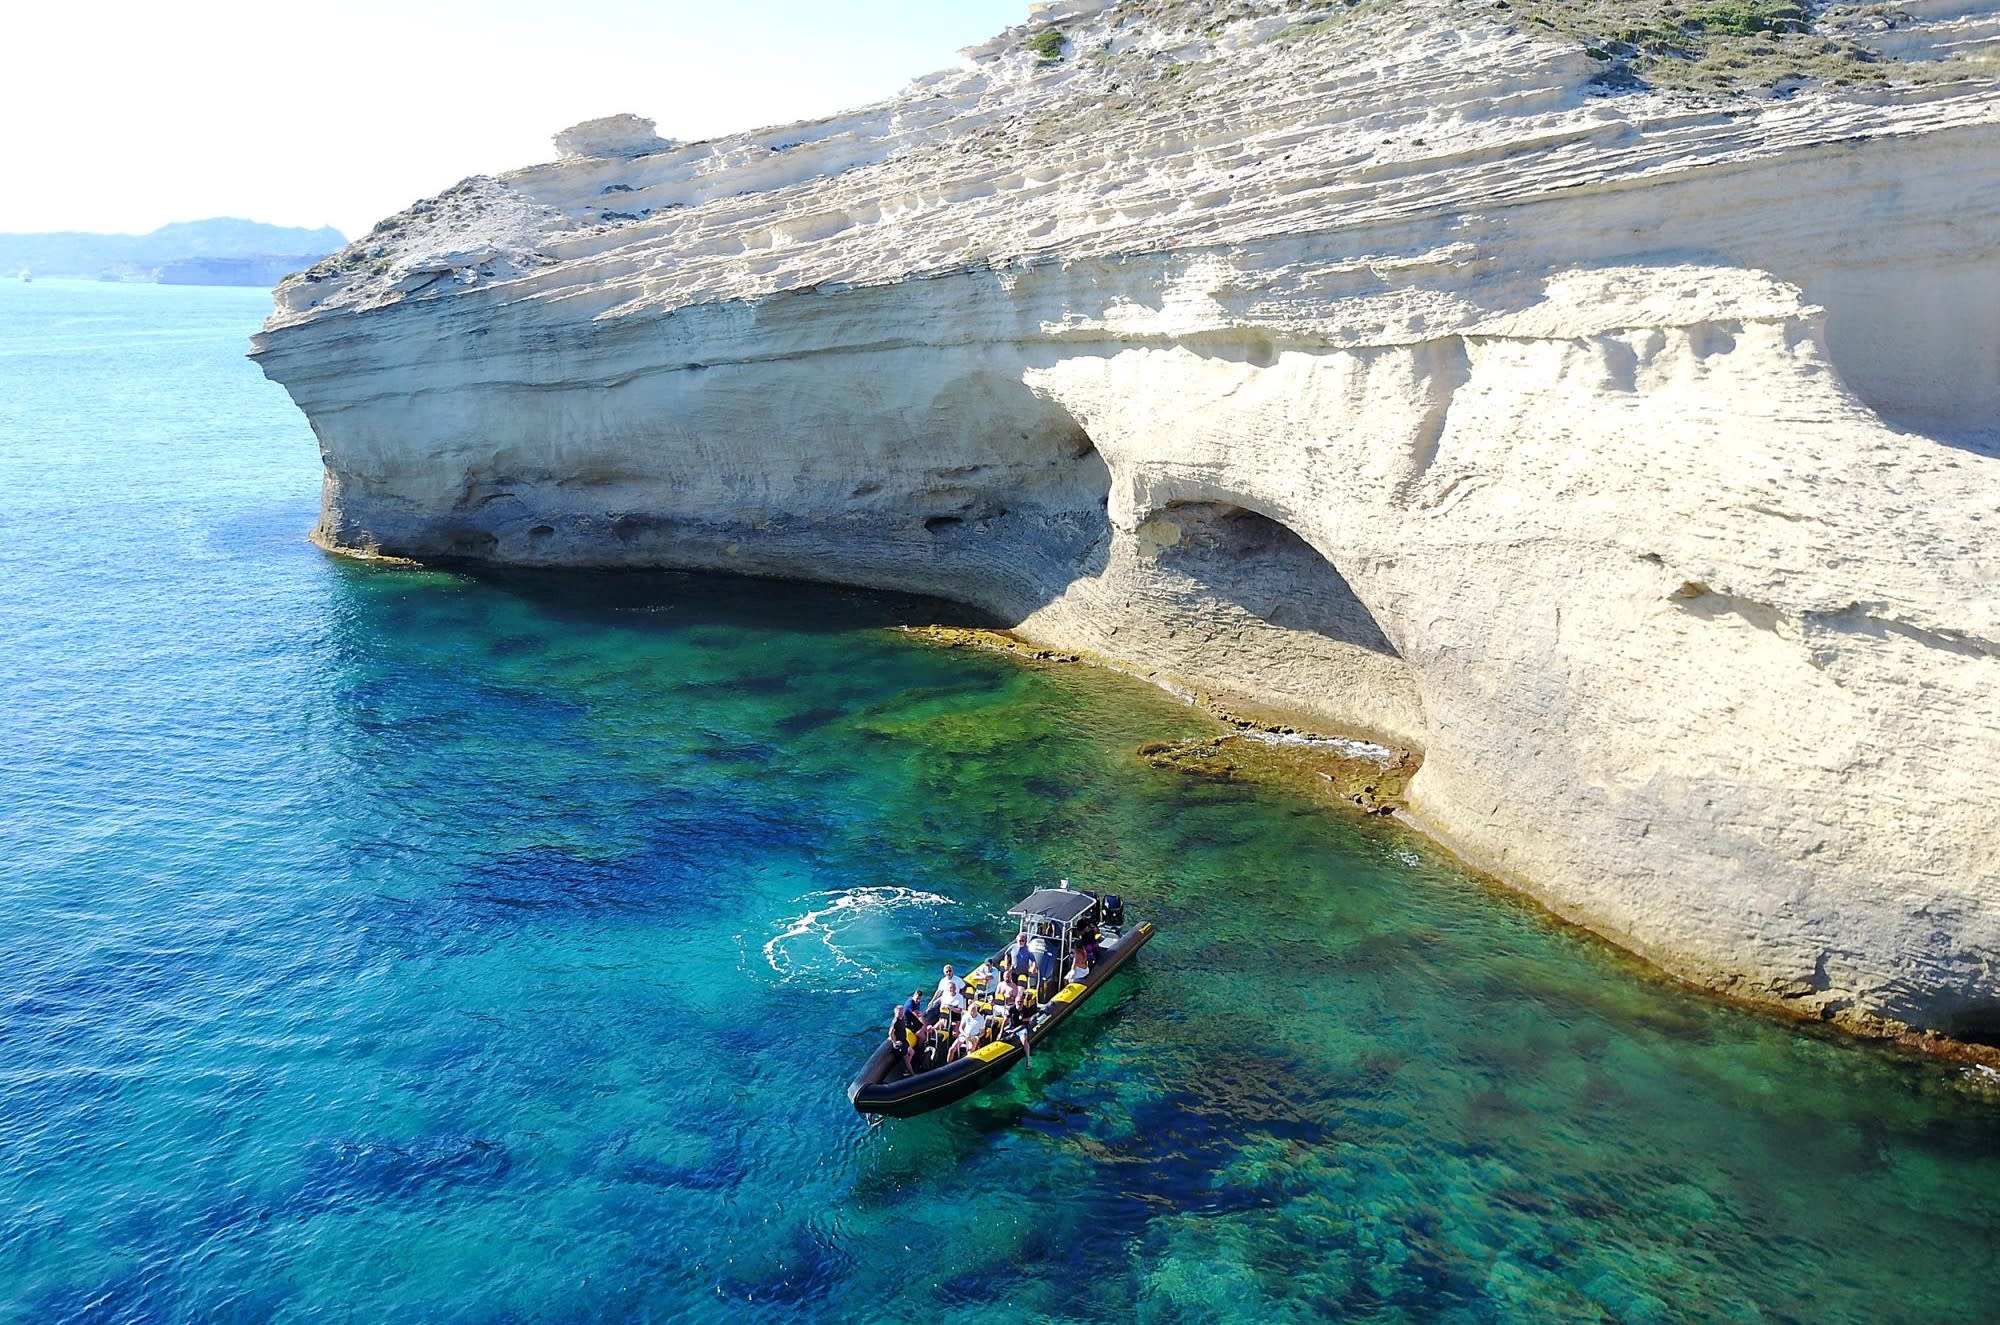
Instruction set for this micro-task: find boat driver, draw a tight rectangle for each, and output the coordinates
[1006,933,1033,973]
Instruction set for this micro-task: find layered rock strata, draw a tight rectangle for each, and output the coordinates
[253,0,2000,1038]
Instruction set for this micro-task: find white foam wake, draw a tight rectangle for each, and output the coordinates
[761,886,957,992]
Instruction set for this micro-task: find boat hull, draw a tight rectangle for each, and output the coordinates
[847,919,1155,1118]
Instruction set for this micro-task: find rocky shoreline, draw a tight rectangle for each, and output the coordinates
[900,622,1415,804]
[901,618,2000,1073]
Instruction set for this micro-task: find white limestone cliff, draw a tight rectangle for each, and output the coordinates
[253,0,2000,1040]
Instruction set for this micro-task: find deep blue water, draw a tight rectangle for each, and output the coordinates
[2,278,1998,1325]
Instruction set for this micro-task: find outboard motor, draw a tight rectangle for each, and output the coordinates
[1103,895,1124,929]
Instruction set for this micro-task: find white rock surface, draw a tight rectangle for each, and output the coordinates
[552,113,674,160]
[254,0,2000,1037]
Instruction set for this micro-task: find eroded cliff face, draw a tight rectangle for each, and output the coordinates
[253,0,2000,1037]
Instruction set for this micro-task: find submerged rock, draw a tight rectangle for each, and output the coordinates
[251,0,2000,1036]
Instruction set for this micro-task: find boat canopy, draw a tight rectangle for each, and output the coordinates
[1007,889,1098,925]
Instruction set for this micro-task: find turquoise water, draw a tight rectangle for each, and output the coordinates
[2,279,1997,1325]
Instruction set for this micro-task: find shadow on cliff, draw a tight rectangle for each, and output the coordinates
[1144,501,1404,659]
[453,566,1004,637]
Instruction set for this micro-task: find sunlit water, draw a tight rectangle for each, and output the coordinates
[2,279,1997,1325]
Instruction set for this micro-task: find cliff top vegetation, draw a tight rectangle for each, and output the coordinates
[1116,0,1992,94]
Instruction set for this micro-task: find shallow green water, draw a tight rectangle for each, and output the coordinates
[1,279,1997,1325]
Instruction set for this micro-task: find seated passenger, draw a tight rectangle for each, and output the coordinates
[1067,947,1091,983]
[967,958,997,989]
[954,1005,988,1056]
[935,964,962,1005]
[940,980,967,1015]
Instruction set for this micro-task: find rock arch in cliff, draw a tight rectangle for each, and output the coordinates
[1139,501,1399,655]
[898,378,1109,536]
[885,366,1114,616]
[1104,495,1427,749]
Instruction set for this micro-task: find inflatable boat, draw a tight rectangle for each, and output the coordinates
[847,886,1155,1118]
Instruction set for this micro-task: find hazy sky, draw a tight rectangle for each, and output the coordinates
[0,0,1027,239]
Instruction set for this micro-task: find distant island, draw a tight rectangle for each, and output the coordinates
[1,218,345,288]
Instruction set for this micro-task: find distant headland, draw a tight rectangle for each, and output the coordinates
[1,218,345,288]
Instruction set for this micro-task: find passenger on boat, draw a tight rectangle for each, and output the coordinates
[887,1004,917,1072]
[1067,947,1091,983]
[949,1006,988,1061]
[1006,934,1033,972]
[968,957,997,989]
[935,964,962,1004]
[1076,919,1105,965]
[903,989,924,1022]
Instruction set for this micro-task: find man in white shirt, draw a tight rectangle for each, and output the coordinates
[952,1005,988,1059]
[936,964,965,1012]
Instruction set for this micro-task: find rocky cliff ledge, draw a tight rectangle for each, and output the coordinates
[253,0,2000,1039]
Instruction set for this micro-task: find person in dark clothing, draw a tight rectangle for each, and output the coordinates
[887,1003,916,1073]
